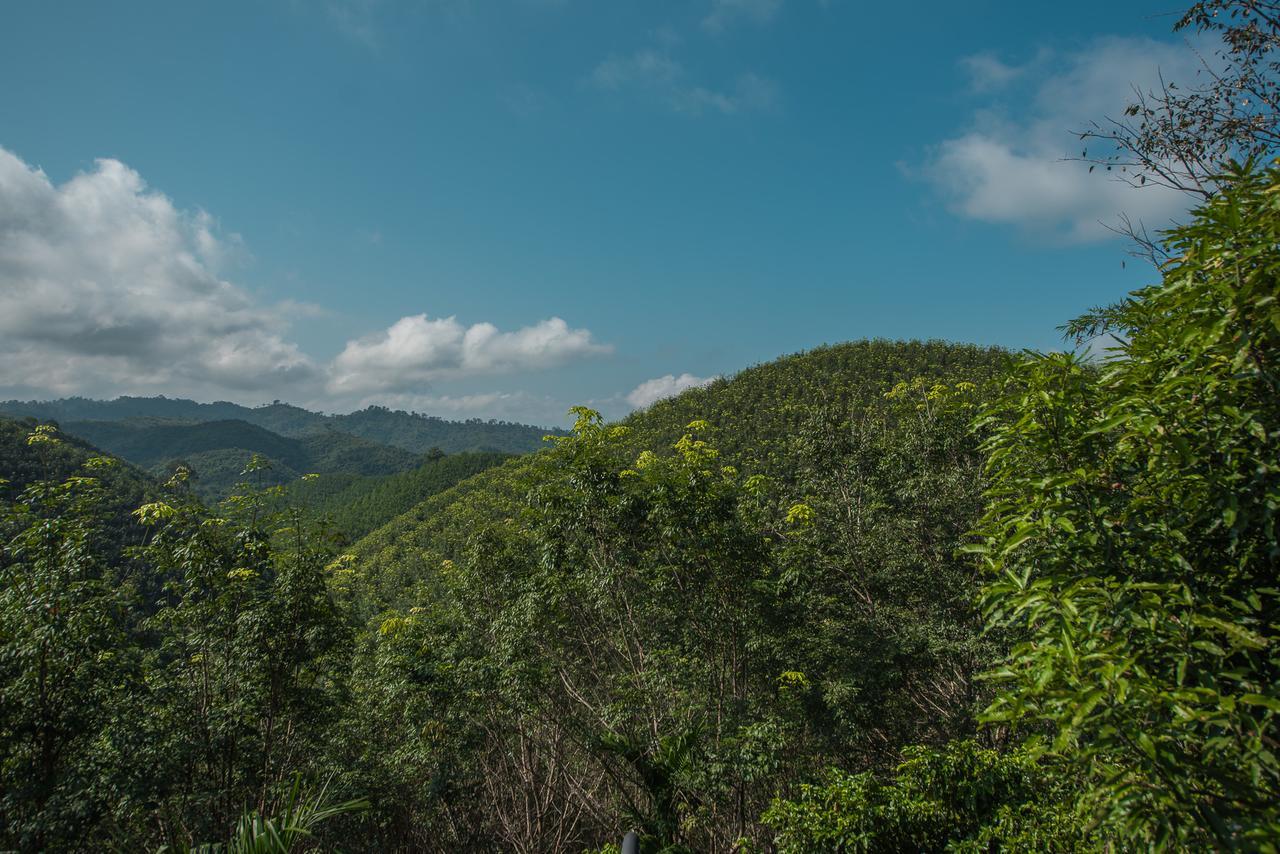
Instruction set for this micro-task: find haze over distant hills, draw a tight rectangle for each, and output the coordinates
[0,396,564,454]
[0,395,561,502]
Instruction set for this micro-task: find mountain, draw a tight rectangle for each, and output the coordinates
[340,338,1008,613]
[324,338,1014,848]
[0,396,561,454]
[57,418,422,502]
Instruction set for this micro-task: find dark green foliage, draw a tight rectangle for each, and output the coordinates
[770,377,997,763]
[10,160,1280,849]
[0,436,140,850]
[341,340,1008,615]
[328,405,565,454]
[0,416,156,565]
[334,341,1010,850]
[0,429,358,849]
[762,740,1095,852]
[284,451,511,543]
[331,456,534,617]
[132,472,354,846]
[177,774,369,854]
[621,339,1006,482]
[0,415,154,506]
[58,418,421,502]
[0,396,559,455]
[973,163,1280,847]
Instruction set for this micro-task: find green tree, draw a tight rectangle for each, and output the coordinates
[762,740,1095,853]
[137,457,353,846]
[973,163,1280,846]
[0,427,138,849]
[1081,0,1280,202]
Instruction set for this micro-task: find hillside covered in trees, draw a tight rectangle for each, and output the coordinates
[0,397,558,503]
[0,396,562,455]
[2,3,1279,851]
[283,450,513,543]
[63,417,428,501]
[4,162,1278,849]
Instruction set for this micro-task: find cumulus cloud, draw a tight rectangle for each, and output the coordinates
[589,49,778,116]
[923,37,1201,242]
[626,373,718,409]
[328,314,611,395]
[0,146,612,420]
[0,147,318,399]
[703,0,783,32]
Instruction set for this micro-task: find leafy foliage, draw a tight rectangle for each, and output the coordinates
[341,340,1007,615]
[332,341,1010,850]
[0,396,560,455]
[282,450,511,543]
[763,740,1096,852]
[972,163,1280,847]
[0,433,359,849]
[9,164,1280,851]
[180,775,369,854]
[57,418,422,501]
[0,437,139,850]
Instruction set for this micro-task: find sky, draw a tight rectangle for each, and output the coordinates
[0,0,1206,426]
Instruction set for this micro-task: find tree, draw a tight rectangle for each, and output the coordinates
[136,457,352,846]
[972,163,1280,847]
[1082,0,1280,200]
[762,740,1095,853]
[0,428,138,849]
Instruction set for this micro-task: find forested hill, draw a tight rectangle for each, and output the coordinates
[0,415,157,557]
[0,415,155,505]
[0,396,561,454]
[341,339,1008,614]
[55,418,423,502]
[284,450,513,543]
[326,337,1016,847]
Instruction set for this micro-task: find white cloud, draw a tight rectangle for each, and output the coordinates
[328,314,611,395]
[0,146,612,422]
[703,0,783,32]
[626,373,717,409]
[0,147,318,398]
[923,36,1201,242]
[589,49,778,116]
[958,51,1027,93]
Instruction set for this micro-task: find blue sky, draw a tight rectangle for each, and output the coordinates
[0,0,1199,425]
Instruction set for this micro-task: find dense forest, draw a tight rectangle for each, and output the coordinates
[2,4,1279,851]
[0,399,556,503]
[0,396,561,455]
[3,163,1278,850]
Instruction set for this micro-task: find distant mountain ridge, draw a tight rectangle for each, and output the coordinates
[0,395,563,455]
